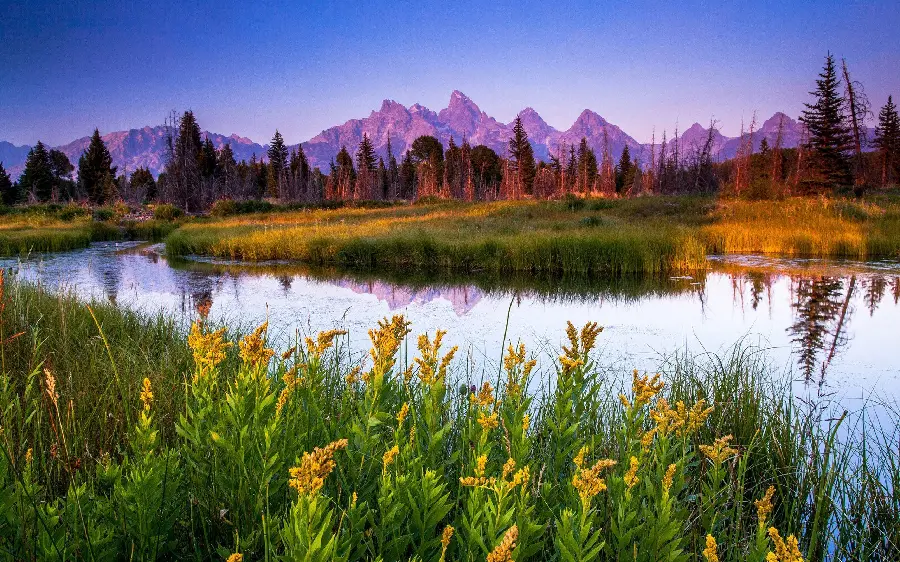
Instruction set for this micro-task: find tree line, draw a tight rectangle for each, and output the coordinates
[2,53,898,211]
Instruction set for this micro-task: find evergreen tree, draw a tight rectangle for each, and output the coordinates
[130,168,156,202]
[615,145,633,193]
[21,141,55,202]
[399,151,416,199]
[164,111,203,210]
[507,115,536,194]
[267,130,289,198]
[200,138,218,178]
[48,149,75,200]
[874,95,900,186]
[0,162,15,206]
[335,145,356,200]
[78,129,118,205]
[355,134,377,173]
[386,138,400,199]
[576,137,597,193]
[800,53,853,189]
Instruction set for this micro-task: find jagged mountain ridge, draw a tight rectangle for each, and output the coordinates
[3,91,813,179]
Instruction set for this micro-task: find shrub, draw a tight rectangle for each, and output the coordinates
[153,203,183,221]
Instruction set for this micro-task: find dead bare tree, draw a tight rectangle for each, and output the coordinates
[842,58,871,196]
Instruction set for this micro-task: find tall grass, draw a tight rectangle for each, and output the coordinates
[165,196,900,276]
[0,275,896,560]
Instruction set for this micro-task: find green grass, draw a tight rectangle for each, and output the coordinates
[0,276,896,559]
[164,195,900,276]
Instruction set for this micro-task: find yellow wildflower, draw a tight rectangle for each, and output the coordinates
[139,378,153,411]
[650,398,684,437]
[631,371,664,408]
[703,535,719,562]
[397,402,410,425]
[440,525,454,562]
[476,454,487,477]
[756,485,776,526]
[478,411,499,431]
[226,554,243,562]
[239,322,275,367]
[522,414,530,432]
[351,491,358,508]
[25,448,33,464]
[624,456,640,489]
[619,393,632,409]
[44,368,58,407]
[188,323,231,373]
[345,365,361,385]
[459,475,495,487]
[700,435,737,464]
[572,454,616,504]
[415,328,456,385]
[662,463,677,494]
[305,328,347,357]
[508,466,530,489]
[573,446,589,469]
[640,427,657,451]
[502,458,516,479]
[487,525,518,562]
[767,527,805,562]
[288,439,348,496]
[473,382,495,408]
[559,356,584,376]
[681,399,714,435]
[562,321,603,362]
[383,445,399,468]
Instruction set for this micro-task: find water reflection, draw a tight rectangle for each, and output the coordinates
[2,242,899,402]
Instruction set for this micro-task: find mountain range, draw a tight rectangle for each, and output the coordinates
[1,90,816,179]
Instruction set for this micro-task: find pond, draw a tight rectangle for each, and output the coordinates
[2,242,899,408]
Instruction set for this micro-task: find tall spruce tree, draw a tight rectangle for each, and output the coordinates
[616,145,634,193]
[874,96,900,186]
[508,115,536,193]
[0,162,15,205]
[800,53,853,189]
[78,129,118,204]
[21,141,55,202]
[130,167,156,203]
[267,130,288,198]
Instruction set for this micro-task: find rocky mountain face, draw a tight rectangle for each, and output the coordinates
[3,91,820,179]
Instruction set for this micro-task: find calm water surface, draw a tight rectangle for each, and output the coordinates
[3,242,899,408]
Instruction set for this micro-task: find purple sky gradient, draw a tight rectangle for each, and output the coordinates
[1,0,898,146]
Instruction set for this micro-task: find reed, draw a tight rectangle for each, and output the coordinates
[0,276,895,560]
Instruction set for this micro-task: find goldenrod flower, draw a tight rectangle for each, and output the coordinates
[522,414,530,432]
[703,535,719,562]
[473,382,495,408]
[415,327,456,385]
[662,463,677,494]
[572,453,616,504]
[476,454,487,477]
[139,378,153,411]
[487,525,518,562]
[503,343,536,400]
[383,445,399,468]
[345,365,361,385]
[573,446,589,469]
[226,554,243,562]
[767,527,805,562]
[640,427,657,451]
[508,466,530,490]
[44,368,58,407]
[440,525,454,562]
[25,448,33,464]
[562,321,603,362]
[239,322,275,367]
[305,328,348,357]
[631,371,664,408]
[397,402,409,425]
[188,323,232,373]
[502,458,516,479]
[700,435,737,464]
[288,439,348,496]
[459,475,495,488]
[351,491,358,508]
[559,356,584,376]
[478,411,499,431]
[624,456,640,489]
[756,485,776,526]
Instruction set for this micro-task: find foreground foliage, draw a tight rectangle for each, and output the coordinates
[0,278,897,560]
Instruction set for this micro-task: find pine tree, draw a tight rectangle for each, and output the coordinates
[164,111,203,210]
[130,167,156,202]
[217,143,238,199]
[267,130,288,198]
[0,162,15,206]
[20,141,55,202]
[507,115,535,196]
[576,138,597,194]
[355,134,377,200]
[335,145,356,200]
[874,96,900,186]
[78,129,118,205]
[386,138,400,199]
[615,145,634,194]
[399,151,416,200]
[800,53,853,189]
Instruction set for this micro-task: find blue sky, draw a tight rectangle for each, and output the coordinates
[1,0,898,146]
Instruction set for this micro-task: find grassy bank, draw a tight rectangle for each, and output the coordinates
[164,195,900,275]
[0,276,896,560]
[0,204,182,256]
